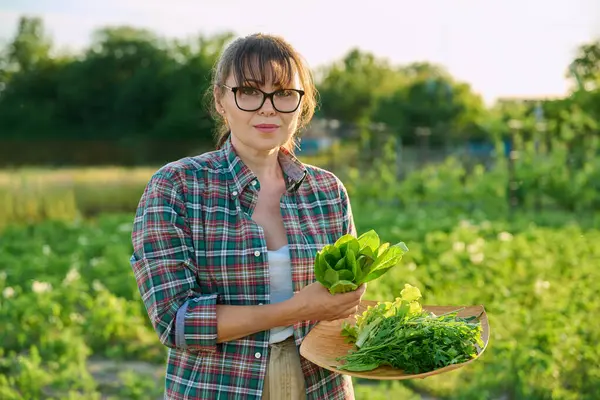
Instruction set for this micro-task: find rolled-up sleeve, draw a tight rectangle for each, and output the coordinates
[130,169,217,353]
[339,181,357,237]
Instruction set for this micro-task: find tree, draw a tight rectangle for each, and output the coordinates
[568,39,600,92]
[372,63,487,145]
[0,16,232,153]
[152,32,235,140]
[316,49,401,125]
[0,16,59,139]
[5,16,52,73]
[52,26,177,137]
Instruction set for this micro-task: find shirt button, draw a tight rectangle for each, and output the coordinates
[254,251,260,257]
[255,352,261,359]
[251,180,257,186]
[232,190,238,196]
[258,302,263,306]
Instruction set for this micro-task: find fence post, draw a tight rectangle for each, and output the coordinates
[508,120,522,215]
[415,127,431,167]
[396,135,403,180]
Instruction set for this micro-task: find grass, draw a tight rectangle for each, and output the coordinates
[1,149,599,399]
[0,146,354,229]
[1,204,599,399]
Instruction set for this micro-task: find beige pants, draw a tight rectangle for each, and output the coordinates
[262,336,307,400]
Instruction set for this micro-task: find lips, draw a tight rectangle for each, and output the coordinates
[254,124,280,133]
[254,124,279,129]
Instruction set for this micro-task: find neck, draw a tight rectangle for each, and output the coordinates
[230,136,283,182]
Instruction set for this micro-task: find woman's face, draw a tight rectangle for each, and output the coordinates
[215,64,304,153]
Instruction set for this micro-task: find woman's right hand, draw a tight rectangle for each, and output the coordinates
[290,282,366,322]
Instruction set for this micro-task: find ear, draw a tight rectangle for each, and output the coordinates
[214,85,225,114]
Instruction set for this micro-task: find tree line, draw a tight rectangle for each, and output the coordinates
[0,16,598,165]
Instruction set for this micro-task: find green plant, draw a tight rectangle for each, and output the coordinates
[314,230,408,293]
[338,284,483,373]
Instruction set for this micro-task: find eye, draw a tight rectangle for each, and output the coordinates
[240,87,260,96]
[276,90,295,97]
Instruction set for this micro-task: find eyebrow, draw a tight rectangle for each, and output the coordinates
[244,78,301,89]
[242,79,262,85]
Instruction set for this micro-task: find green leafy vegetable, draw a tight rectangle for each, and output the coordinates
[314,230,409,294]
[337,284,484,374]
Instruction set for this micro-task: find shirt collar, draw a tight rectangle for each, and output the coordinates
[221,135,307,196]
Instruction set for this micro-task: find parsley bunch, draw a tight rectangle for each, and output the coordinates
[337,284,484,374]
[314,230,409,294]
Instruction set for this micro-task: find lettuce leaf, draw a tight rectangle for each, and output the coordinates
[313,230,409,294]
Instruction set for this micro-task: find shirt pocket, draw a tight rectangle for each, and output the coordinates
[202,205,269,306]
[297,201,344,251]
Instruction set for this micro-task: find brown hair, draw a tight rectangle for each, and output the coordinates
[207,33,318,153]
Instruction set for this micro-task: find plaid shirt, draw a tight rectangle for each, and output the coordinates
[130,137,356,399]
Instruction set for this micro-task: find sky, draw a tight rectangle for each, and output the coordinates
[1,0,599,104]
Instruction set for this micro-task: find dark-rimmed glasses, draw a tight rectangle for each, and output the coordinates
[220,85,304,113]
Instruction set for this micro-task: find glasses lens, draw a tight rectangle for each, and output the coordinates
[273,90,301,112]
[235,87,301,112]
[235,87,264,111]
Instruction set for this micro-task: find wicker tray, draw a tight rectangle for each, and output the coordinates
[299,299,489,380]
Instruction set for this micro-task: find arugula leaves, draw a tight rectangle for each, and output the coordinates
[337,284,484,374]
[314,230,409,294]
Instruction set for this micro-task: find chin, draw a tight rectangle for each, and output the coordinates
[254,139,286,152]
[254,133,289,148]
[233,129,292,152]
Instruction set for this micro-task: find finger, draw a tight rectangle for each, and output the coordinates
[343,305,358,317]
[354,286,366,298]
[341,286,364,298]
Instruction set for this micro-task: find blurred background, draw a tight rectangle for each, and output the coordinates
[1,1,599,399]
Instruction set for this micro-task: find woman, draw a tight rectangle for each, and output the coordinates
[130,33,365,400]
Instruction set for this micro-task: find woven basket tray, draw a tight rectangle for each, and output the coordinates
[299,299,489,380]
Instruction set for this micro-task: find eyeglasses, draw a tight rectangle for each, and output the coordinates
[220,85,304,113]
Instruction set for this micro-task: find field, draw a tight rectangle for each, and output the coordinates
[1,13,599,398]
[1,156,599,400]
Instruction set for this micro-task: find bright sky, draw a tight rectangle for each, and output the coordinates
[1,0,599,104]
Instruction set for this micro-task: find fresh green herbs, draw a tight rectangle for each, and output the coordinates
[314,230,409,294]
[337,284,484,374]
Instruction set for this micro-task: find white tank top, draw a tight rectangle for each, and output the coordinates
[266,245,294,344]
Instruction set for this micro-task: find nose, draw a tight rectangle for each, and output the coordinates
[258,96,276,116]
